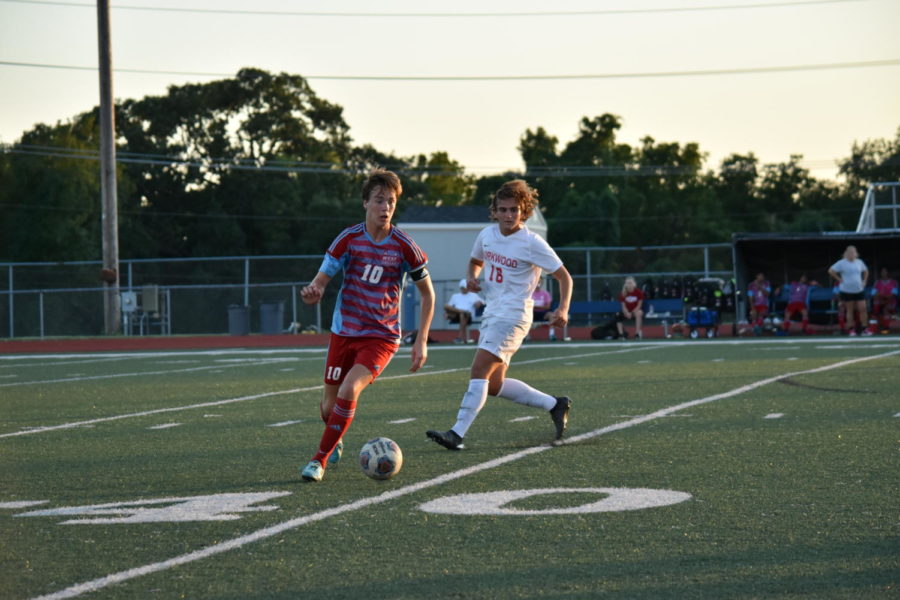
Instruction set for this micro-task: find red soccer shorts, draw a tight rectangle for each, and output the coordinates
[786,301,807,314]
[323,334,398,386]
[751,303,768,315]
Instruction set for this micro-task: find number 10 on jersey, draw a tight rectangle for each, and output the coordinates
[361,263,384,284]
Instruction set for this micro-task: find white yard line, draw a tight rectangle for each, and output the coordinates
[0,357,134,370]
[0,348,329,362]
[1,346,650,439]
[29,348,900,600]
[0,387,320,439]
[0,357,323,389]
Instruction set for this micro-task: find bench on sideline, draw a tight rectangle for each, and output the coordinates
[559,298,685,338]
[771,285,840,326]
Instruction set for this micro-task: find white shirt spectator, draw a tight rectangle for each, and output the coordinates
[830,258,868,293]
[447,289,484,315]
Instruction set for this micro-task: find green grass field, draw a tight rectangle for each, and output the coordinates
[1,338,898,599]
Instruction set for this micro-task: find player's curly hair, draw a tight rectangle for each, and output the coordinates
[362,169,403,201]
[491,179,538,221]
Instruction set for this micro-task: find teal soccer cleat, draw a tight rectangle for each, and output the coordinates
[327,440,343,466]
[300,460,324,482]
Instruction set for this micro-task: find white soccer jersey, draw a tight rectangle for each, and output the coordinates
[471,224,563,323]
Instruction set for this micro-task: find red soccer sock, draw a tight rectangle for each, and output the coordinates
[312,397,356,467]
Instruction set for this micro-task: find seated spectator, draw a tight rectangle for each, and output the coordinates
[444,279,484,344]
[871,267,898,334]
[616,276,644,340]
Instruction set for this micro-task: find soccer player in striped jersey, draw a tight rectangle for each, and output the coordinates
[747,273,771,335]
[299,169,435,482]
[426,179,573,451]
[781,274,816,335]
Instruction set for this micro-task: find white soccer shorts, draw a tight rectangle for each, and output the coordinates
[477,317,531,365]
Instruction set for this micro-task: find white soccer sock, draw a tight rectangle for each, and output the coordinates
[451,378,489,438]
[497,378,557,411]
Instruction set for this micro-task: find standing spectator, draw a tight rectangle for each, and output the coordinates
[781,274,817,335]
[444,278,484,344]
[871,267,897,334]
[298,169,435,482]
[828,245,870,336]
[747,273,771,335]
[616,276,644,340]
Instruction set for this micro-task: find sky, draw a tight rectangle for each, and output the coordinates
[1,0,898,181]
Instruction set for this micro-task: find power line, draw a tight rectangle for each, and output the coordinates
[0,0,873,18]
[0,200,862,224]
[1,59,897,81]
[2,143,851,176]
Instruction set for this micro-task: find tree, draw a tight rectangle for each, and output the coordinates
[838,127,900,198]
[114,68,357,257]
[1,116,114,261]
[714,153,759,232]
[405,151,474,206]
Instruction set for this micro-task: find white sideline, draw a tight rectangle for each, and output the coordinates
[1,346,651,439]
[29,348,900,600]
[0,358,297,389]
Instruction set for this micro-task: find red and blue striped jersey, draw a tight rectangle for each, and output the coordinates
[320,223,428,342]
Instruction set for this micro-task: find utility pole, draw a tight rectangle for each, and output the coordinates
[97,0,120,334]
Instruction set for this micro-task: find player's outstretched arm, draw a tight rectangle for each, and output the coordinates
[466,258,484,292]
[300,272,331,305]
[410,276,435,372]
[546,265,573,327]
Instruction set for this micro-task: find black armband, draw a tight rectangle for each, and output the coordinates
[408,266,430,282]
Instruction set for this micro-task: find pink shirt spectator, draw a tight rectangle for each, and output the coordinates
[874,278,897,298]
[532,288,552,310]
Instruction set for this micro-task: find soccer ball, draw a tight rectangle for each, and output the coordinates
[359,437,403,480]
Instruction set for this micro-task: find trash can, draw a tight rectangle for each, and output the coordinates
[259,301,285,334]
[228,304,250,336]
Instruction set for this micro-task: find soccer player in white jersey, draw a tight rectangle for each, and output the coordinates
[426,180,573,450]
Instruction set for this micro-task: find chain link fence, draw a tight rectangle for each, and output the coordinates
[2,245,733,338]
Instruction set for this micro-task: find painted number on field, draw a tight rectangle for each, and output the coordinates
[14,492,291,524]
[418,487,692,516]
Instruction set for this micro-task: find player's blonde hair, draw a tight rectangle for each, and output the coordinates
[362,169,402,201]
[622,276,638,294]
[491,179,538,221]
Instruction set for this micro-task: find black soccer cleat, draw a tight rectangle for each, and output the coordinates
[426,429,464,451]
[549,396,572,441]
